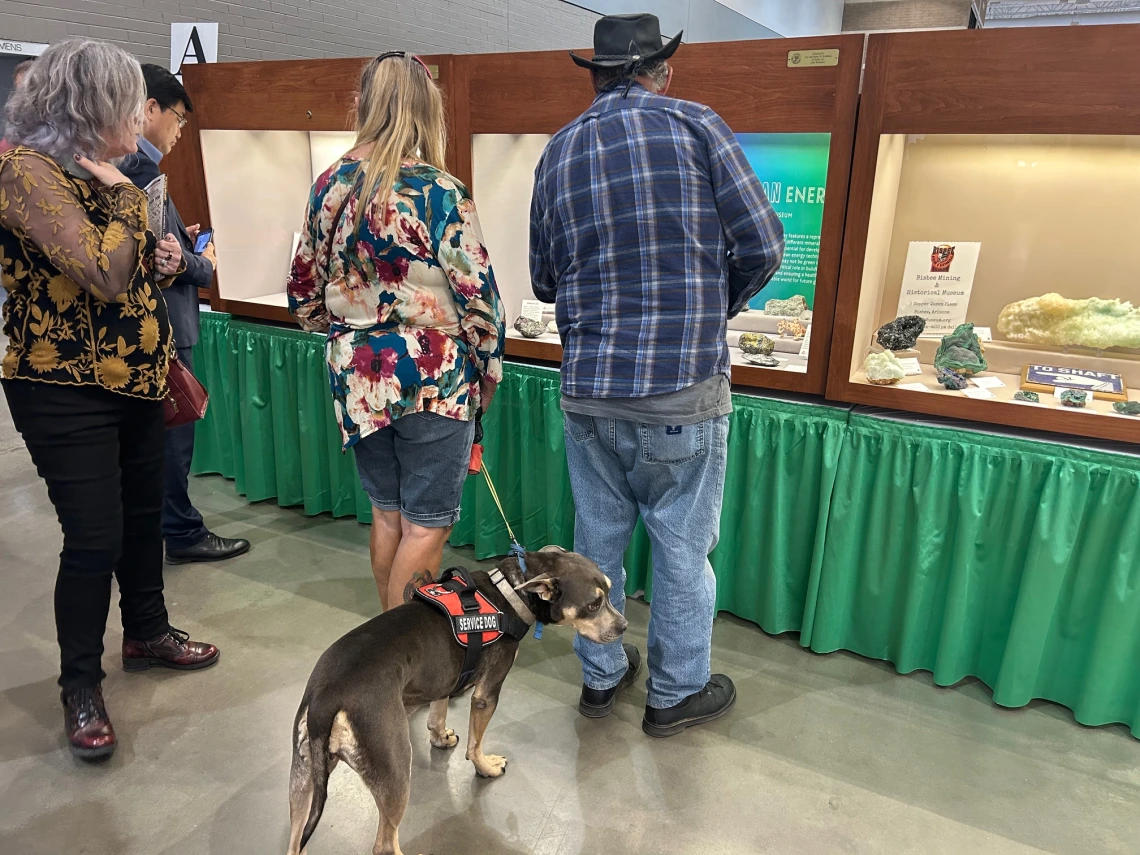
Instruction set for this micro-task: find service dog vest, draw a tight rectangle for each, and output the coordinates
[414,567,530,696]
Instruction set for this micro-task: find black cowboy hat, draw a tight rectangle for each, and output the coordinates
[570,13,683,71]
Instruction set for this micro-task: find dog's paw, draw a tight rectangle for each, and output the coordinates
[473,753,508,778]
[430,728,459,750]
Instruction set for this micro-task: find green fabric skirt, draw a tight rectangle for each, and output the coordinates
[191,312,1140,736]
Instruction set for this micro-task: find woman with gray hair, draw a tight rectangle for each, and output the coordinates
[0,38,219,761]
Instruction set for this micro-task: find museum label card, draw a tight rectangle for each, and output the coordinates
[974,326,993,342]
[784,364,808,373]
[897,382,930,392]
[895,241,981,336]
[798,324,812,359]
[961,386,995,400]
[970,376,1005,389]
[519,299,551,322]
[896,357,922,376]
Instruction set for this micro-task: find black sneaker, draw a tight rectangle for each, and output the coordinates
[578,644,642,718]
[642,674,736,738]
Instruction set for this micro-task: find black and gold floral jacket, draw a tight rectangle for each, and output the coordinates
[0,147,175,399]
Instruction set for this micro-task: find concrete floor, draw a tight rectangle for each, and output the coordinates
[1,398,1139,855]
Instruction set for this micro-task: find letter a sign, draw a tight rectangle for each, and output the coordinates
[171,23,218,80]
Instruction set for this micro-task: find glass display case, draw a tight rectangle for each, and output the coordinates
[830,25,1140,442]
[458,37,862,394]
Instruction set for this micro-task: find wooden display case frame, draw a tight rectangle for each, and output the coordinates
[455,35,863,394]
[828,25,1140,444]
[165,55,457,324]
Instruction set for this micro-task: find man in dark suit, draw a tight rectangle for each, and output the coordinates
[121,64,250,565]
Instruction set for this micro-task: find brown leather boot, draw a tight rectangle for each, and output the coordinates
[122,627,220,672]
[61,685,116,760]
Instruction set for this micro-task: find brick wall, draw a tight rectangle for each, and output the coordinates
[842,0,971,31]
[0,0,598,65]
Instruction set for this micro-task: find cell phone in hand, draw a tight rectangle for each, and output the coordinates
[193,228,214,254]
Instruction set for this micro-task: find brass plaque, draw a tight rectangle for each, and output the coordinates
[787,49,839,68]
[427,64,439,80]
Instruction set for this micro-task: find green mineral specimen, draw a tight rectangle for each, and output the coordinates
[1060,389,1087,408]
[997,293,1140,350]
[863,350,906,385]
[934,323,987,376]
[764,295,807,317]
[1113,401,1140,416]
[1013,391,1040,403]
[738,332,775,356]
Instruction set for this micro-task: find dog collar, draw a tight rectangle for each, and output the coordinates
[489,567,536,627]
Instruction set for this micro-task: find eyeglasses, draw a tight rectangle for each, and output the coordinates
[169,106,188,129]
[374,51,433,78]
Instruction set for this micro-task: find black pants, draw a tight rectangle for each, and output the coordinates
[162,346,207,549]
[3,379,170,688]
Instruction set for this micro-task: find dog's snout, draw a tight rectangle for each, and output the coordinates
[615,615,628,634]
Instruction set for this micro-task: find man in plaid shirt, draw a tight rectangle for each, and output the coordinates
[530,13,784,738]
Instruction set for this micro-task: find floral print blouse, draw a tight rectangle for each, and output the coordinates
[287,158,504,450]
[0,148,173,398]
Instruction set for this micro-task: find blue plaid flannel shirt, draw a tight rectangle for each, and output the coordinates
[529,83,785,399]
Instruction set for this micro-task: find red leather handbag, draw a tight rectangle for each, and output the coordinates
[163,351,208,428]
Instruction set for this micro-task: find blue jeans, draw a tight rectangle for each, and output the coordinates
[563,412,729,709]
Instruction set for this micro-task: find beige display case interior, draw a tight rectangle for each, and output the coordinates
[852,134,1140,417]
[471,133,562,348]
[200,130,356,307]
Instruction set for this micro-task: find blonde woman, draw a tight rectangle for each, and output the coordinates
[288,52,505,610]
[1,39,219,761]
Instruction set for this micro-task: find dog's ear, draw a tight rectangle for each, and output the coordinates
[538,544,567,554]
[514,574,560,602]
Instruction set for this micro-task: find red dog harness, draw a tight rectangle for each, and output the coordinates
[414,567,530,696]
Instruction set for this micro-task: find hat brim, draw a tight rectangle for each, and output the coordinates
[569,30,682,71]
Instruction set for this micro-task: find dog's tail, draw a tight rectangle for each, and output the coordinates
[297,701,336,852]
[298,734,329,851]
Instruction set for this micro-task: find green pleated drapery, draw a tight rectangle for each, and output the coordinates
[804,413,1140,736]
[191,311,1140,736]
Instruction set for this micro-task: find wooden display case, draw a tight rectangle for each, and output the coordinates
[455,35,862,394]
[828,25,1140,443]
[166,55,456,324]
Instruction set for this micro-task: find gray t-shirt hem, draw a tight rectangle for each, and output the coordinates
[560,375,732,426]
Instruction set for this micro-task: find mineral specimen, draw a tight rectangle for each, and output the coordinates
[743,354,780,368]
[997,293,1140,350]
[513,316,545,338]
[738,332,775,356]
[777,319,807,339]
[863,351,906,386]
[764,295,807,317]
[547,320,558,335]
[1059,389,1087,408]
[1112,401,1140,416]
[1013,391,1040,403]
[935,367,968,390]
[934,323,987,375]
[875,315,926,351]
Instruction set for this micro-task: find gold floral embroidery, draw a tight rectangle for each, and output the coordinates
[96,355,132,389]
[0,148,172,399]
[139,316,160,354]
[27,340,60,372]
[46,274,80,310]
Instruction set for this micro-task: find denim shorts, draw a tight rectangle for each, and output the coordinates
[352,412,476,528]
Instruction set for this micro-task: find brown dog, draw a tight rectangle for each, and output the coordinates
[287,547,626,855]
